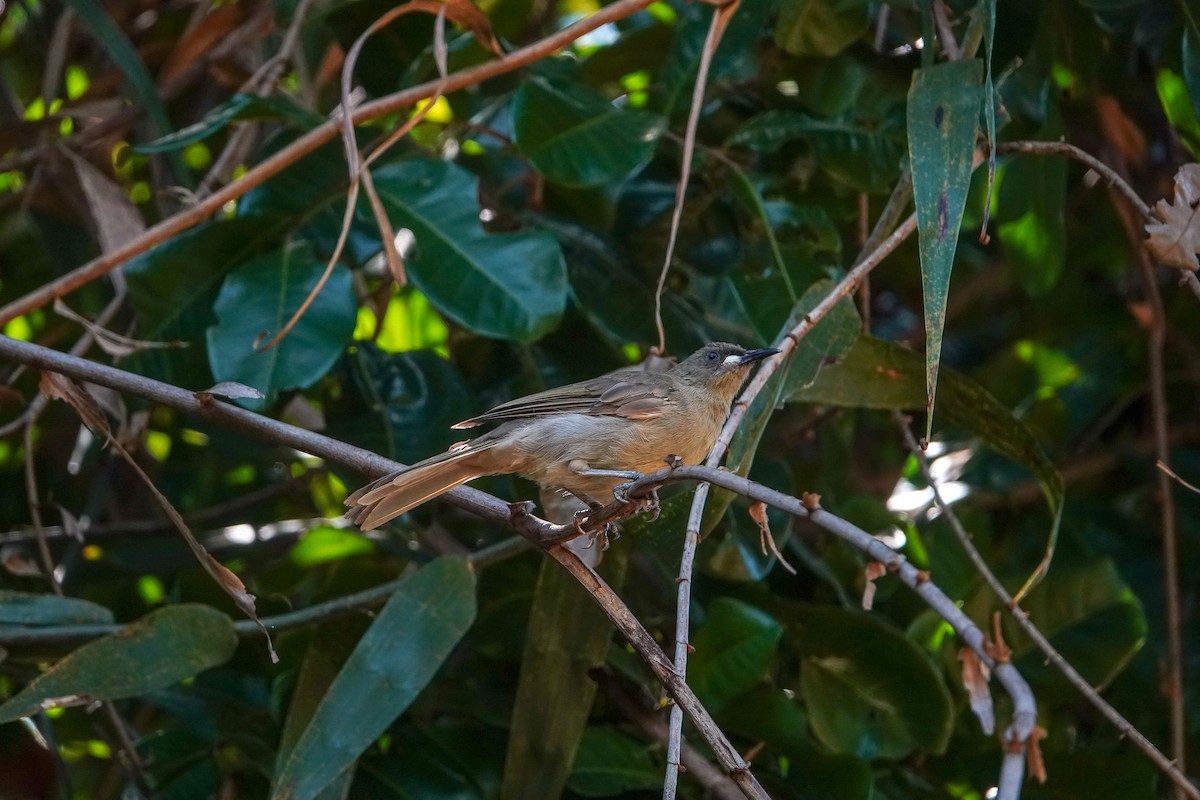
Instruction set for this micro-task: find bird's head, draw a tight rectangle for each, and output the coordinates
[675,342,780,399]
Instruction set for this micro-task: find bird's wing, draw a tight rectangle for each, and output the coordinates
[452,372,674,429]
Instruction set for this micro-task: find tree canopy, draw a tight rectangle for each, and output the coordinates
[0,0,1198,798]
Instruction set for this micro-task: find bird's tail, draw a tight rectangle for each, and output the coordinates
[345,445,493,530]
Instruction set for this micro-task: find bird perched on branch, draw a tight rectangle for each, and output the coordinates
[345,342,780,531]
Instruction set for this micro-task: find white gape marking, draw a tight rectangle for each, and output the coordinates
[722,354,742,365]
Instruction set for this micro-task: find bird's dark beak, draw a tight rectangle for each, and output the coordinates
[739,347,780,365]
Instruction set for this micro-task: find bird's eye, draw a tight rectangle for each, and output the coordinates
[706,350,719,362]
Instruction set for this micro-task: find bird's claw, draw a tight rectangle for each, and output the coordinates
[613,482,660,520]
[573,509,618,550]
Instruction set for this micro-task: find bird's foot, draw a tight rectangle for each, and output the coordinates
[573,509,619,550]
[613,482,660,521]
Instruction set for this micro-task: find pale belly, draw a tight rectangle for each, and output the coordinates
[496,410,725,502]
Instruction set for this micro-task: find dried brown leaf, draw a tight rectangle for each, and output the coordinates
[53,298,184,357]
[749,500,796,575]
[40,372,109,435]
[60,148,146,253]
[1026,726,1049,783]
[862,561,886,611]
[958,646,995,735]
[1145,164,1200,272]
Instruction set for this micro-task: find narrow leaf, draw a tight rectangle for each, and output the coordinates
[270,557,476,800]
[907,59,983,437]
[0,605,237,723]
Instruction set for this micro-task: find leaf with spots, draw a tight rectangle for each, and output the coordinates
[906,59,983,439]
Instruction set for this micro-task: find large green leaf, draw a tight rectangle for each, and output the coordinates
[501,548,627,800]
[0,605,236,723]
[688,598,783,714]
[720,687,874,800]
[774,0,869,57]
[728,111,906,193]
[206,240,357,406]
[966,559,1146,696]
[996,150,1068,296]
[0,591,114,626]
[791,334,1064,522]
[793,606,953,759]
[270,557,476,800]
[125,217,292,339]
[513,77,665,188]
[566,727,660,798]
[907,59,983,436]
[371,160,567,342]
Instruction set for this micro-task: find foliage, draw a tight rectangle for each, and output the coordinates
[0,0,1197,798]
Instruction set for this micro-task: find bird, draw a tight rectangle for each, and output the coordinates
[345,342,780,531]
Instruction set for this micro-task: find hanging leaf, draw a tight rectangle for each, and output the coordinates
[0,605,237,723]
[371,160,567,342]
[513,77,666,188]
[907,59,984,437]
[270,557,476,800]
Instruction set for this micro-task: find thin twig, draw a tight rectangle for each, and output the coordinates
[1157,460,1200,495]
[894,420,1200,800]
[23,424,61,594]
[995,140,1152,220]
[651,2,736,356]
[0,0,660,327]
[662,211,918,796]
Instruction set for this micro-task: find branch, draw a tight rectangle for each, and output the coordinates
[895,421,1200,800]
[0,334,769,800]
[995,140,1153,220]
[0,0,659,327]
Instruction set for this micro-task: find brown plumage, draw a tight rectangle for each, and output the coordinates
[345,342,779,530]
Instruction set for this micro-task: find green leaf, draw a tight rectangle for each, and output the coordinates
[270,557,476,800]
[720,687,874,800]
[0,605,236,723]
[289,527,375,568]
[966,559,1146,695]
[206,240,357,406]
[502,547,627,800]
[774,0,869,57]
[132,94,323,154]
[0,591,114,626]
[793,606,953,759]
[728,111,906,193]
[125,218,291,340]
[794,334,1064,596]
[566,727,660,798]
[792,334,1064,518]
[906,59,983,437]
[689,598,783,714]
[371,160,568,342]
[513,77,666,188]
[1185,29,1200,121]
